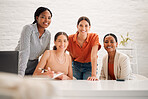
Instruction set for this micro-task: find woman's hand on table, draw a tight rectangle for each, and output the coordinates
[87,76,98,81]
[55,72,70,80]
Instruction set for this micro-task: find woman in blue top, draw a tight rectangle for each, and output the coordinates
[15,7,52,76]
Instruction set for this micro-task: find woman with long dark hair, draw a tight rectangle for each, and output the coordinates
[67,16,101,81]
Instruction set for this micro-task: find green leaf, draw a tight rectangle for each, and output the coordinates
[127,32,129,37]
[128,38,133,41]
[120,33,133,47]
[126,38,128,42]
[121,35,124,39]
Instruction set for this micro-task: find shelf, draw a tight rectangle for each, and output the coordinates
[117,47,134,50]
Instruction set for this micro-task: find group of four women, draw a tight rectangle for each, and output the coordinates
[15,7,133,81]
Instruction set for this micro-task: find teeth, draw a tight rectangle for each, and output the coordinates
[108,46,112,48]
[44,23,48,25]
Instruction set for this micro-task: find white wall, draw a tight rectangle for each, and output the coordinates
[0,0,148,77]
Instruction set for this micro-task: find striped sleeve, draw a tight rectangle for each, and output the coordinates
[18,25,31,76]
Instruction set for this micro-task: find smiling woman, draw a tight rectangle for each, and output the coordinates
[100,33,134,80]
[67,16,101,81]
[33,32,73,80]
[15,7,52,76]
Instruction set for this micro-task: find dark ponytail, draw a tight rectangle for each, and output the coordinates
[53,46,57,50]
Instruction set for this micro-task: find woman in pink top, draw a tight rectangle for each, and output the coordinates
[33,32,73,80]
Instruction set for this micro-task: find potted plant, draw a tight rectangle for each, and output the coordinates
[119,32,133,47]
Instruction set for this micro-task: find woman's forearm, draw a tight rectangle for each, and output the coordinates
[91,45,98,77]
[91,56,97,77]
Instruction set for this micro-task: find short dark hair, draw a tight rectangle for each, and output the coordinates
[33,7,52,24]
[77,16,91,26]
[103,33,118,42]
[53,32,68,50]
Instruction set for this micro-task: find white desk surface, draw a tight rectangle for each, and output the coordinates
[49,80,148,99]
[0,73,148,99]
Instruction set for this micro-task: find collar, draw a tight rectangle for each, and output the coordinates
[33,23,39,34]
[73,32,89,43]
[33,23,48,37]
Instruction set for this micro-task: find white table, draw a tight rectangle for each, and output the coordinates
[50,80,148,99]
[0,73,148,99]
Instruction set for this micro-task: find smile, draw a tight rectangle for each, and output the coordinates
[59,46,65,49]
[43,22,49,25]
[107,46,112,48]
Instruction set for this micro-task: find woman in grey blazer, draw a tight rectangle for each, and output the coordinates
[100,33,133,80]
[15,7,52,76]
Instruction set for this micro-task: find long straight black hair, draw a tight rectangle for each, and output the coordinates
[32,7,52,24]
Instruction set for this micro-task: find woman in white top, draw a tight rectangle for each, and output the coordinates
[100,33,133,80]
[15,7,52,76]
[33,32,73,80]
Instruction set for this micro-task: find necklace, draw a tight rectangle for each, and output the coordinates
[54,52,66,64]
